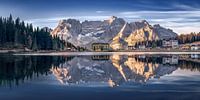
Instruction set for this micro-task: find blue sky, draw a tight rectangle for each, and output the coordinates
[0,0,200,34]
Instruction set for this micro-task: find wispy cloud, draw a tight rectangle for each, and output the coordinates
[1,0,200,34]
[172,3,200,11]
[25,10,200,34]
[96,11,107,13]
[118,10,200,34]
[25,16,111,28]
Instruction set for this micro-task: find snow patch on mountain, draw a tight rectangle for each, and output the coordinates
[51,16,177,49]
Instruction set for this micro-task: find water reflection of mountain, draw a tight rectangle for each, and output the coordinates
[0,54,200,87]
[51,55,200,87]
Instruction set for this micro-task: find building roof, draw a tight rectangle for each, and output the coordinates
[92,43,109,45]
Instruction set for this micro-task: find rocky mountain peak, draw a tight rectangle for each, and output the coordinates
[153,24,161,28]
[140,20,149,24]
[58,19,80,27]
[134,20,150,28]
[106,16,125,25]
[51,16,178,50]
[58,19,67,25]
[108,16,117,23]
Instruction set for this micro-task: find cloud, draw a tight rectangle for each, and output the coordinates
[96,11,106,13]
[172,2,200,11]
[118,11,200,34]
[25,16,111,28]
[25,10,200,34]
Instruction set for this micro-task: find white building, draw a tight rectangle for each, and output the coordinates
[138,45,146,50]
[191,54,200,59]
[127,46,135,50]
[162,40,179,49]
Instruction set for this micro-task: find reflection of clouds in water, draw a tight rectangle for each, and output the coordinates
[148,68,200,86]
[173,68,200,76]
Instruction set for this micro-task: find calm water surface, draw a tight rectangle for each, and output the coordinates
[0,53,200,100]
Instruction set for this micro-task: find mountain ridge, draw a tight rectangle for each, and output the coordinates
[51,16,178,50]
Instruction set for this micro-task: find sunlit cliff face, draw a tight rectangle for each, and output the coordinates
[124,57,159,82]
[108,78,116,87]
[51,16,177,50]
[50,55,177,87]
[51,67,71,84]
[110,55,127,81]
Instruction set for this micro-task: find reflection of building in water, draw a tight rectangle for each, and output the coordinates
[191,54,200,59]
[138,55,146,59]
[92,55,110,60]
[92,43,110,51]
[162,56,179,65]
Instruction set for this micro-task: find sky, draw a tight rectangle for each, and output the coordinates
[0,0,200,34]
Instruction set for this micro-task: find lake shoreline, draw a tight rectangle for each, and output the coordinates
[12,51,200,56]
[1,49,200,55]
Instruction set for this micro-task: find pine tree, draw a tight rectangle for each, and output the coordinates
[14,30,19,47]
[14,17,20,47]
[32,32,38,51]
[0,17,3,44]
[52,37,58,50]
[0,15,68,51]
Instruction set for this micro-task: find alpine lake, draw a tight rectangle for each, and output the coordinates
[0,52,200,100]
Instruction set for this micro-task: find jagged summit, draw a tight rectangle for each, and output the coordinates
[58,19,67,25]
[110,16,117,19]
[107,16,118,24]
[51,16,177,49]
[153,24,161,27]
[140,20,149,24]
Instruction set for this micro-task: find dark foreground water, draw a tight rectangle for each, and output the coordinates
[0,53,200,100]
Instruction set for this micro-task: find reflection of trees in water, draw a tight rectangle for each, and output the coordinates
[0,55,73,87]
[135,55,200,72]
[135,55,163,64]
[178,60,200,72]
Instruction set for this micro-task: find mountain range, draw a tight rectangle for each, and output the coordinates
[51,16,177,50]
